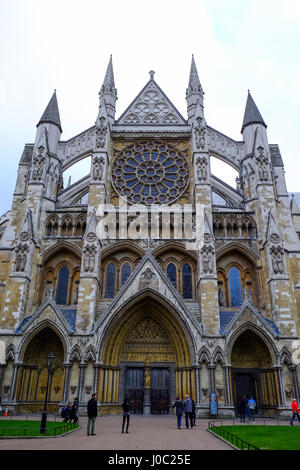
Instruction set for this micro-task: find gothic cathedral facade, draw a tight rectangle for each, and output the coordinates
[1,56,300,417]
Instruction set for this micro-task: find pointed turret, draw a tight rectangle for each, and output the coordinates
[186,55,204,123]
[37,90,62,132]
[98,55,117,122]
[241,91,266,133]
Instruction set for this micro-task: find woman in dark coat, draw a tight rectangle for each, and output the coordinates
[121,398,131,433]
[173,398,184,429]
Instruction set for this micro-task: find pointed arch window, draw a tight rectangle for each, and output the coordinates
[105,262,116,298]
[56,266,69,305]
[229,266,242,307]
[167,263,177,289]
[182,263,193,299]
[121,262,131,286]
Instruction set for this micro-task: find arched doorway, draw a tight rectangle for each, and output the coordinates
[17,327,65,413]
[230,329,279,415]
[99,295,194,414]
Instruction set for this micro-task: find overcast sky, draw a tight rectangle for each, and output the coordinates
[0,0,299,215]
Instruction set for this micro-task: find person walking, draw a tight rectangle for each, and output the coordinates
[239,395,248,423]
[183,394,193,429]
[172,398,184,430]
[247,396,256,423]
[70,397,79,424]
[290,398,300,425]
[87,393,98,436]
[121,398,131,433]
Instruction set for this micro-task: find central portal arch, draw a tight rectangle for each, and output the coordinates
[98,295,195,414]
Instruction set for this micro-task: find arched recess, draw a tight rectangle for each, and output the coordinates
[227,326,280,411]
[16,326,66,410]
[97,292,197,408]
[39,243,81,305]
[216,244,260,308]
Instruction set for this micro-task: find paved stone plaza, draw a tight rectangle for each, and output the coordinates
[0,415,231,450]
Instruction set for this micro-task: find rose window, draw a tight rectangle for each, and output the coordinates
[112,142,189,205]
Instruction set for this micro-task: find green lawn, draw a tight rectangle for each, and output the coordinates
[0,420,79,437]
[211,425,300,450]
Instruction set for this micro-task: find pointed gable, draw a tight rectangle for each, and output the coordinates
[117,74,187,126]
[94,250,201,336]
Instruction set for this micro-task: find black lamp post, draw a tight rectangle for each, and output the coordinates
[40,352,55,434]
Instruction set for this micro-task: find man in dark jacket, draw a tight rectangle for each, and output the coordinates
[87,393,98,436]
[239,395,247,423]
[183,394,193,429]
[70,397,79,424]
[173,398,184,429]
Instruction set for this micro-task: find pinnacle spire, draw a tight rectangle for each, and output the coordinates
[241,91,266,133]
[187,55,203,97]
[37,90,62,132]
[186,55,204,123]
[99,55,117,122]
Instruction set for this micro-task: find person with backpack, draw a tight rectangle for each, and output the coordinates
[172,398,184,430]
[290,398,300,425]
[61,403,72,423]
[247,396,256,423]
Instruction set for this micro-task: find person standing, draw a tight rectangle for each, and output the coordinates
[290,398,300,425]
[121,398,131,433]
[172,398,184,430]
[87,393,98,436]
[239,395,248,423]
[247,396,256,423]
[183,394,193,429]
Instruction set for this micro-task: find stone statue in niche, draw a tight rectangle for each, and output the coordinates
[14,243,28,272]
[138,267,158,290]
[95,116,107,148]
[194,117,206,150]
[271,247,285,274]
[32,146,46,181]
[196,156,208,181]
[218,288,225,306]
[83,245,97,273]
[256,149,269,181]
[93,156,104,181]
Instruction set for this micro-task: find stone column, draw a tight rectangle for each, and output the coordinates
[93,364,100,395]
[62,363,71,403]
[9,363,21,403]
[290,365,300,403]
[195,366,201,405]
[208,365,215,393]
[273,366,285,406]
[78,363,87,403]
[223,366,231,405]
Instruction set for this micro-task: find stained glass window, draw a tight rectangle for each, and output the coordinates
[105,262,116,298]
[229,266,242,306]
[182,263,193,299]
[56,266,69,305]
[167,263,177,289]
[121,262,131,286]
[112,142,189,205]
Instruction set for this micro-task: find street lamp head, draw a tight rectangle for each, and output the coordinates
[47,352,55,368]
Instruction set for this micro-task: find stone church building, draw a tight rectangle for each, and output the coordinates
[1,56,300,417]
